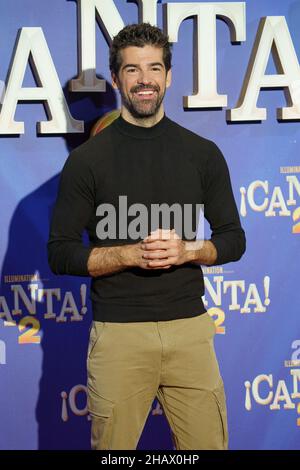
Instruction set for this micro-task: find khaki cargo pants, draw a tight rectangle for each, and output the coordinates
[87,312,228,450]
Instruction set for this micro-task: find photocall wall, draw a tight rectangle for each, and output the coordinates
[0,0,299,450]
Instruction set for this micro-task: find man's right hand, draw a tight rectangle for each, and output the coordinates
[87,237,172,277]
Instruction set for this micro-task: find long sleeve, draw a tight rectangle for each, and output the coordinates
[47,116,246,322]
[47,148,95,276]
[203,142,246,266]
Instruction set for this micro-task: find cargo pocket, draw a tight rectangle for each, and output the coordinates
[212,384,229,450]
[90,399,115,450]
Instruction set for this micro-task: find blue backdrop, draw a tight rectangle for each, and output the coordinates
[0,0,299,450]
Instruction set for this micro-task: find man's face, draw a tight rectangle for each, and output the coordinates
[112,45,171,119]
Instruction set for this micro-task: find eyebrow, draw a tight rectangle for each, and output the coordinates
[122,62,164,70]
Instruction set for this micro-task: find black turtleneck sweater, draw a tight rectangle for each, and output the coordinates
[48,114,246,322]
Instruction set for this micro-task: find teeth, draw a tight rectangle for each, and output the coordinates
[137,91,154,95]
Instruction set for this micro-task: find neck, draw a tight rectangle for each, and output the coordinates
[120,105,165,128]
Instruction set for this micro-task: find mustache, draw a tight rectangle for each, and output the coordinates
[131,85,160,93]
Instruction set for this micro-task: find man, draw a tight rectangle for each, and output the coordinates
[48,23,246,450]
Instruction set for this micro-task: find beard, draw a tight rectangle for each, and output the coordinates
[120,84,166,119]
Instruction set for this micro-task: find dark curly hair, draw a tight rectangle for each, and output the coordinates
[109,23,172,76]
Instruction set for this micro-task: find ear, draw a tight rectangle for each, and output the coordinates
[166,68,172,89]
[111,72,119,90]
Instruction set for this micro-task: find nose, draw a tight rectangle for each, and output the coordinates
[137,70,152,85]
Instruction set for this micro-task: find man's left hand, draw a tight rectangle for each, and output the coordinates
[141,228,192,269]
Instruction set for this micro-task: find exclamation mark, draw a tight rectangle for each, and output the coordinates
[240,187,247,217]
[61,391,68,422]
[245,381,252,411]
[0,80,5,105]
[264,276,270,307]
[80,284,87,315]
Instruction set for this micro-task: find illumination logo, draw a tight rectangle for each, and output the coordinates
[0,273,89,346]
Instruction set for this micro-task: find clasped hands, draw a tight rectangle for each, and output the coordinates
[140,228,193,269]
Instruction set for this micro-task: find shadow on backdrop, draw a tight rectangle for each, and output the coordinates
[1,73,173,449]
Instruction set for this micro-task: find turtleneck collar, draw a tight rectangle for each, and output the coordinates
[113,113,168,139]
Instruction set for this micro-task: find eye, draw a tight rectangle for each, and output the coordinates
[151,66,162,72]
[127,67,138,73]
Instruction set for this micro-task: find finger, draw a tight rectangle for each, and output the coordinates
[149,256,178,267]
[142,241,168,250]
[150,265,172,269]
[171,232,180,240]
[143,250,169,260]
[144,228,174,241]
[147,259,172,268]
[164,248,178,257]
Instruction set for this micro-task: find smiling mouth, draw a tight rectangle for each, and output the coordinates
[137,90,155,95]
[132,87,158,98]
